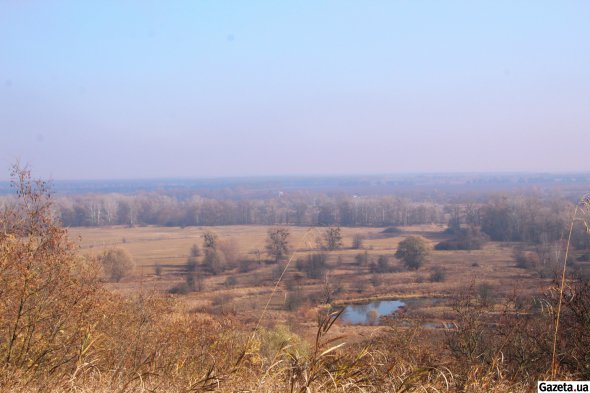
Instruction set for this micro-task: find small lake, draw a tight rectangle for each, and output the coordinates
[339,300,406,325]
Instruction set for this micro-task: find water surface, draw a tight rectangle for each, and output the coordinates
[340,300,405,325]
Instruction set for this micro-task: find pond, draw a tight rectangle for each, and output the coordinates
[339,300,406,325]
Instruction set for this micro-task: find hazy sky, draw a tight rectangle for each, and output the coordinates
[1,1,589,180]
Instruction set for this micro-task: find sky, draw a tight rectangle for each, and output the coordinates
[1,1,589,180]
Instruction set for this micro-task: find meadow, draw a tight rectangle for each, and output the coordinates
[69,224,543,339]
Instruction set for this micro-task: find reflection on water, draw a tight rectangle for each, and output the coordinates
[340,300,405,325]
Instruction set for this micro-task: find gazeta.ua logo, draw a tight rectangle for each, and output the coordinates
[538,381,590,392]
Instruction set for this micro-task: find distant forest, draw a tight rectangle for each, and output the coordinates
[45,191,588,249]
[1,174,588,247]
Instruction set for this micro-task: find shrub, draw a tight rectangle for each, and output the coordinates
[395,236,430,270]
[513,247,539,269]
[429,267,446,282]
[239,259,256,273]
[435,227,488,250]
[186,256,198,272]
[99,247,135,282]
[285,288,306,311]
[0,165,105,377]
[370,255,390,273]
[352,233,365,249]
[190,243,201,257]
[478,283,496,306]
[218,238,240,269]
[225,276,237,287]
[295,253,328,279]
[168,283,189,295]
[203,249,226,275]
[354,251,369,266]
[272,262,287,281]
[370,274,382,287]
[324,227,343,250]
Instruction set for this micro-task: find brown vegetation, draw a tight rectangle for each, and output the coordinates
[2,167,590,392]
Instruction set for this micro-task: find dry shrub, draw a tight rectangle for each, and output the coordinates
[0,167,247,391]
[218,238,240,269]
[0,165,106,383]
[99,247,135,282]
[545,275,590,379]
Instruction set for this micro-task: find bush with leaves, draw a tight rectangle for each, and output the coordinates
[395,236,430,270]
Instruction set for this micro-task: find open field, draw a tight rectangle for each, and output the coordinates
[69,224,545,335]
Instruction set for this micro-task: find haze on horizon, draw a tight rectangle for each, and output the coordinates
[1,1,589,181]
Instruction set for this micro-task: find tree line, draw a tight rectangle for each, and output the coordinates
[5,189,581,248]
[52,193,444,227]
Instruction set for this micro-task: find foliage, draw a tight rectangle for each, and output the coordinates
[99,247,135,282]
[265,227,290,263]
[202,231,218,250]
[218,238,240,268]
[429,266,446,282]
[435,227,488,250]
[186,255,198,272]
[190,243,201,257]
[0,165,105,379]
[203,248,225,275]
[395,236,430,270]
[369,255,391,273]
[354,251,369,266]
[351,233,365,249]
[381,226,402,235]
[323,227,343,250]
[295,253,328,279]
[285,288,306,311]
[480,195,568,243]
[513,246,539,269]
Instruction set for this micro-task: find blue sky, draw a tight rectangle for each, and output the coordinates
[1,1,589,179]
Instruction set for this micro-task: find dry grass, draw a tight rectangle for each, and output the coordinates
[2,168,585,392]
[68,224,542,328]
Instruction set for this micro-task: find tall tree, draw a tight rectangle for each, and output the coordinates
[265,227,290,263]
[324,227,343,250]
